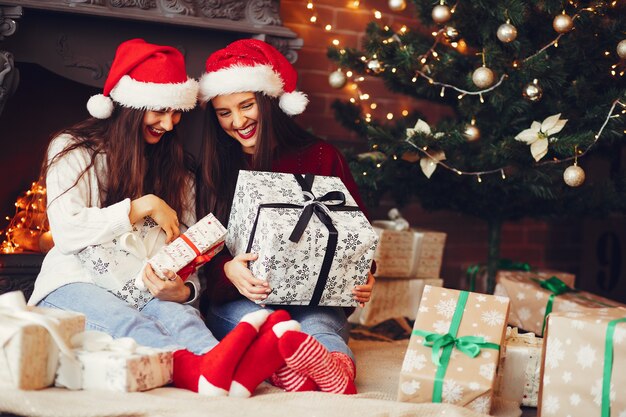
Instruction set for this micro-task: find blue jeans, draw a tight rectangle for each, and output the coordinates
[206,298,354,361]
[39,282,219,354]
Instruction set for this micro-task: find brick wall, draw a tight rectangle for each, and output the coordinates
[280,0,583,289]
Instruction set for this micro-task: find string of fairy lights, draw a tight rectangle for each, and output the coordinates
[305,0,626,185]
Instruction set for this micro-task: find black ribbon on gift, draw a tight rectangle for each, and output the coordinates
[245,173,360,306]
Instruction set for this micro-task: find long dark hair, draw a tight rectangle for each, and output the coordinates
[42,105,193,218]
[196,92,316,224]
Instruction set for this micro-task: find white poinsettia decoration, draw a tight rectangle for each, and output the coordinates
[514,113,568,161]
[406,119,445,139]
[420,150,446,178]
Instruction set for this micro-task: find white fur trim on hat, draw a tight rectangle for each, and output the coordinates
[279,91,309,116]
[109,75,199,112]
[198,65,283,103]
[87,94,115,119]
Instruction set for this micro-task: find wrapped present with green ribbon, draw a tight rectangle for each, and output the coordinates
[397,285,509,414]
[539,308,626,417]
[494,273,622,336]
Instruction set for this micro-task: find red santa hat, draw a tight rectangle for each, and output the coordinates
[199,38,308,116]
[87,38,198,119]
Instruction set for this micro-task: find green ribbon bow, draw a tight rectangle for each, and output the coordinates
[532,276,576,334]
[466,259,531,292]
[602,317,626,417]
[411,291,500,402]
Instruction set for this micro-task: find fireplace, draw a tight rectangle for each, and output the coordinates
[0,0,302,298]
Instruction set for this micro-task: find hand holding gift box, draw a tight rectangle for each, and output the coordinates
[226,171,378,306]
[0,291,83,390]
[56,330,173,392]
[398,286,510,414]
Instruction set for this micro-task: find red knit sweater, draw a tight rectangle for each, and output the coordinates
[204,140,370,305]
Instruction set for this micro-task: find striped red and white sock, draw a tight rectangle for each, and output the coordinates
[278,330,357,395]
[270,364,319,392]
[172,309,269,396]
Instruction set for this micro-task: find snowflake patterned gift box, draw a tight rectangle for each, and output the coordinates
[226,171,378,306]
[56,330,173,392]
[494,273,624,336]
[494,327,543,407]
[0,291,85,390]
[398,285,510,414]
[538,308,626,417]
[371,222,446,279]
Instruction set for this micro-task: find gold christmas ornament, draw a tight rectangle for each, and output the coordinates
[367,59,383,74]
[472,66,495,89]
[328,69,347,89]
[617,39,626,60]
[432,4,452,24]
[553,13,574,33]
[496,22,518,43]
[388,0,407,12]
[464,124,481,142]
[443,26,459,41]
[522,79,543,102]
[563,164,585,187]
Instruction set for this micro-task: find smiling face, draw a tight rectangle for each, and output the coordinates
[142,109,182,145]
[211,92,259,154]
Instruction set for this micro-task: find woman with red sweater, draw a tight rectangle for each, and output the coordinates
[196,39,375,395]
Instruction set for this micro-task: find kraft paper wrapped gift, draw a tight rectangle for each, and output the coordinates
[494,327,543,407]
[226,170,378,307]
[496,269,576,289]
[494,274,624,336]
[56,331,173,392]
[398,286,510,414]
[372,222,446,279]
[539,308,626,417]
[349,278,443,326]
[0,291,85,390]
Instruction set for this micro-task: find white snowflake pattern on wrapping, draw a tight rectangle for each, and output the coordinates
[479,363,496,380]
[614,327,626,344]
[539,305,547,316]
[536,291,545,300]
[569,393,580,406]
[481,310,505,326]
[495,295,509,304]
[543,375,551,386]
[400,380,421,395]
[546,337,565,369]
[468,382,481,391]
[518,307,532,321]
[424,286,432,294]
[516,292,526,300]
[560,300,579,311]
[401,350,427,372]
[576,344,597,369]
[468,395,491,414]
[543,395,560,415]
[442,379,464,404]
[592,378,616,406]
[562,371,572,383]
[476,294,487,302]
[419,305,429,313]
[571,320,585,330]
[435,299,457,318]
[433,320,451,334]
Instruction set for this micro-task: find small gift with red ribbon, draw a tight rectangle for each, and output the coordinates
[226,170,378,306]
[539,308,626,417]
[494,273,623,336]
[397,285,509,414]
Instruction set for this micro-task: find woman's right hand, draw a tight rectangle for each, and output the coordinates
[223,252,270,302]
[130,194,180,243]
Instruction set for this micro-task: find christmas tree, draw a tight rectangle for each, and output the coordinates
[329,0,626,293]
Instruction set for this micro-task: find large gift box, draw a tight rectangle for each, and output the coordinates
[349,278,443,326]
[372,222,446,279]
[226,171,378,306]
[0,291,85,390]
[495,273,623,336]
[495,327,543,407]
[539,308,626,417]
[56,331,173,392]
[398,286,510,414]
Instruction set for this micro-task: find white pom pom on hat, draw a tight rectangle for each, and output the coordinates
[199,38,308,115]
[87,38,198,119]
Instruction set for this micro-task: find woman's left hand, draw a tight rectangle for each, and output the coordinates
[142,264,190,303]
[353,272,375,307]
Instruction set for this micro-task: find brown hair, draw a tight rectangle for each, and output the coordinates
[196,92,316,224]
[42,105,193,219]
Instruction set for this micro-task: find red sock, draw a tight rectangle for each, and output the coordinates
[259,310,291,334]
[229,320,300,397]
[270,364,319,392]
[278,330,357,395]
[172,309,269,396]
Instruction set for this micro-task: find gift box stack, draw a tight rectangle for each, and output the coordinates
[350,209,446,326]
